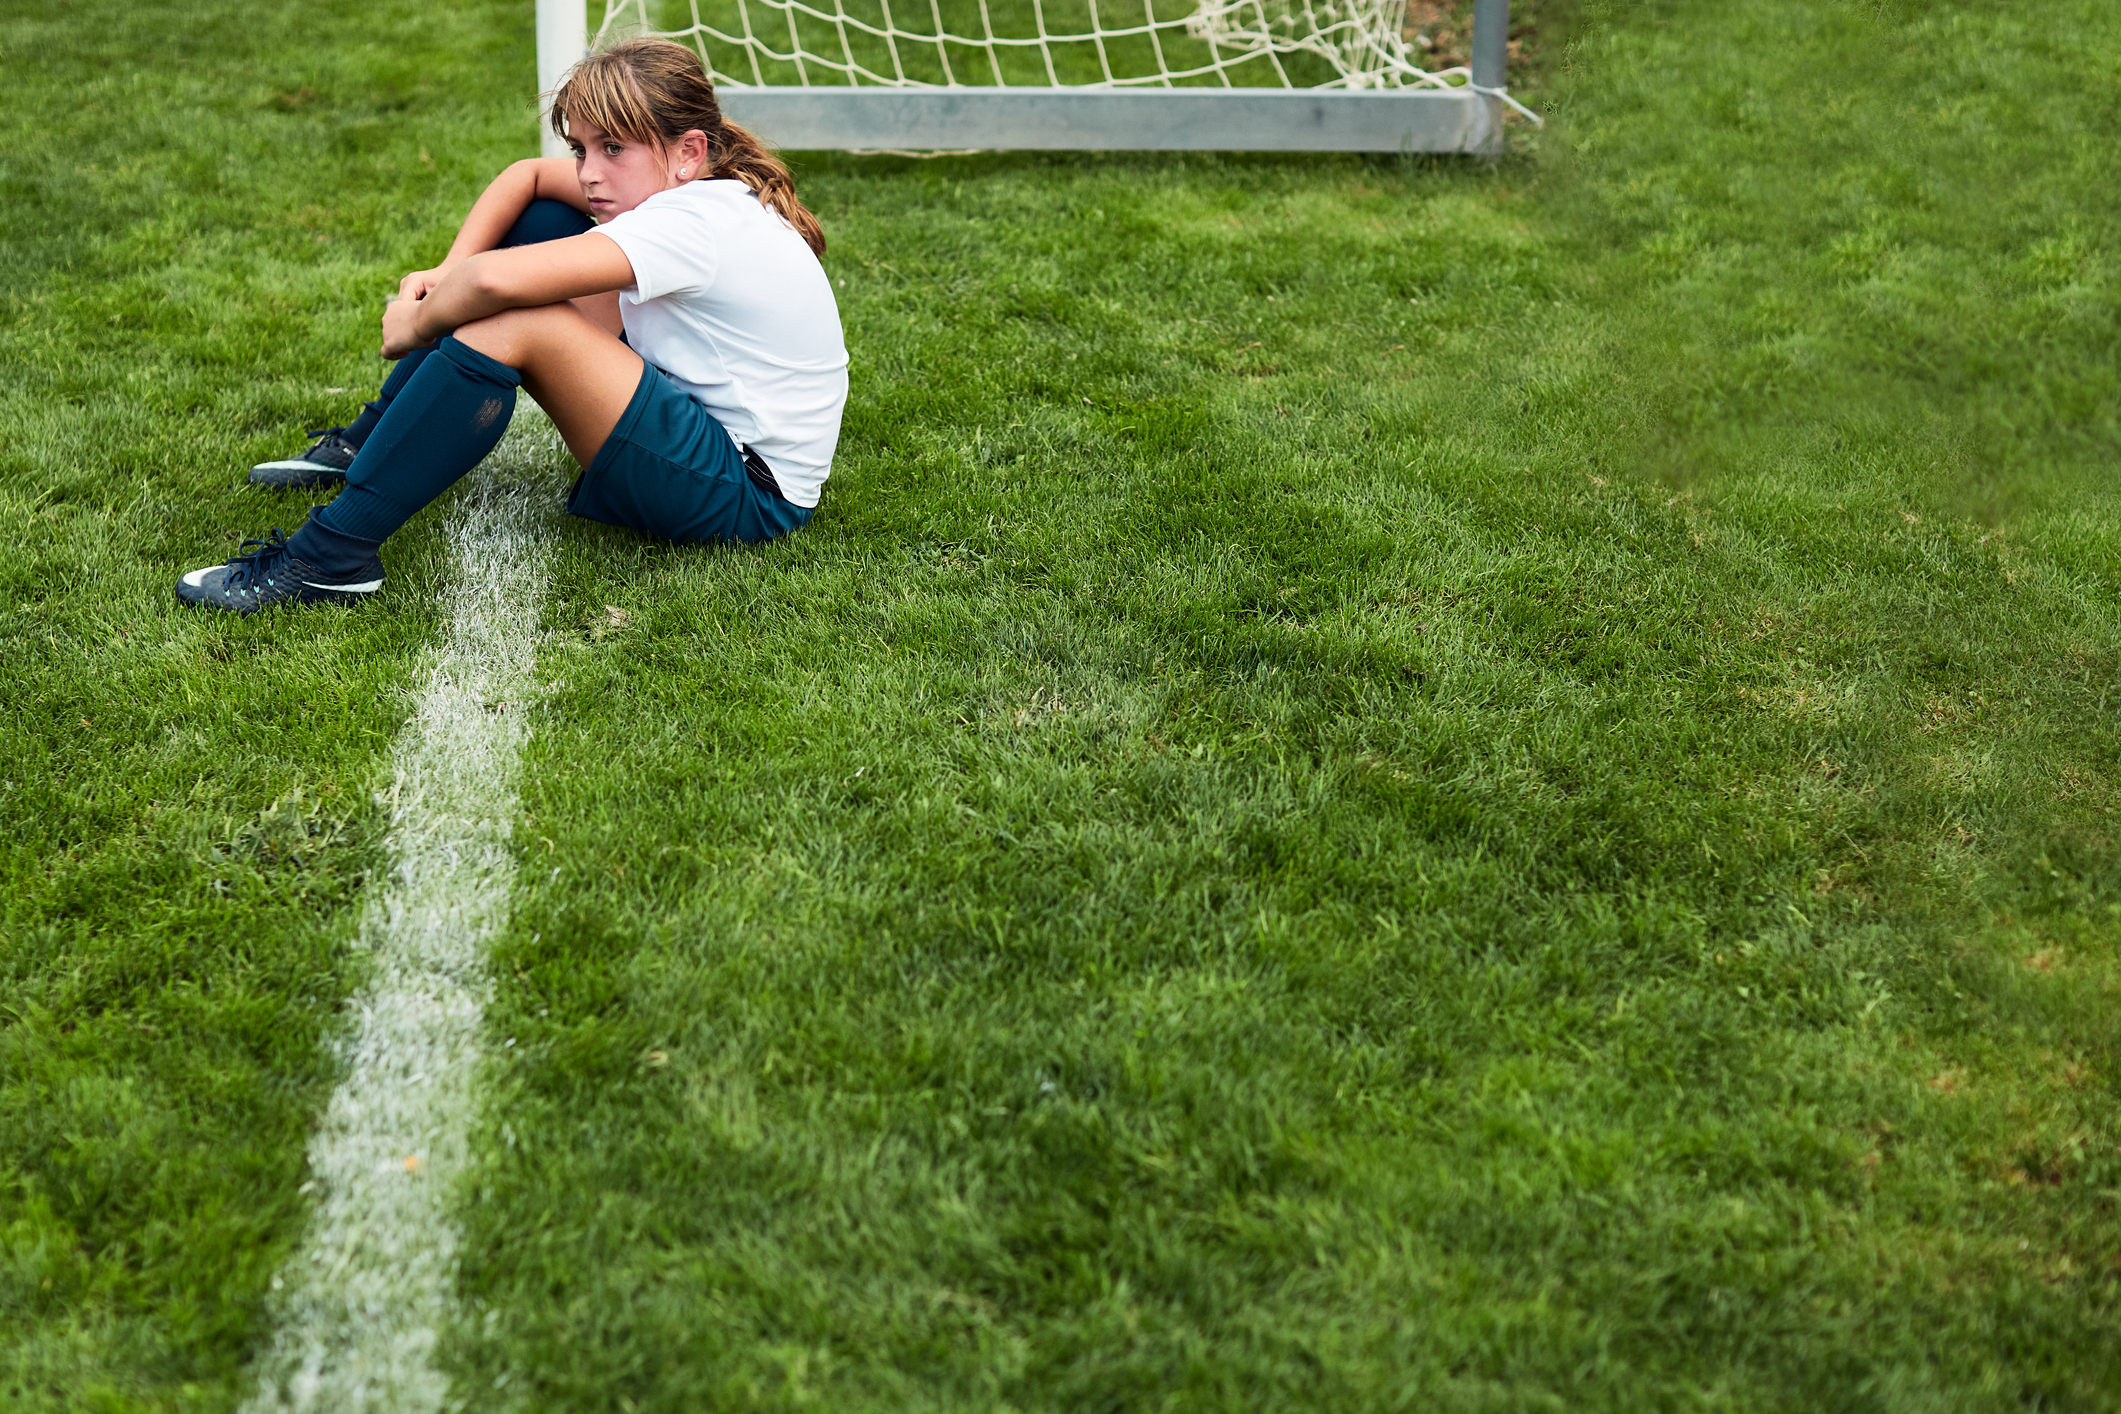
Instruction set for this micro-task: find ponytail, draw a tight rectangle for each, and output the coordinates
[550,38,827,258]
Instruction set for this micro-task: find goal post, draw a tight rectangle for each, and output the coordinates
[537,0,588,157]
[534,0,1532,154]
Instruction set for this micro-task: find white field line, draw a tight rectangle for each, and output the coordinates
[242,437,560,1413]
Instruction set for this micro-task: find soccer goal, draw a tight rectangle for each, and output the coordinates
[535,0,1534,155]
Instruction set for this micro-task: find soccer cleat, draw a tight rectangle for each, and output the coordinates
[176,529,385,615]
[249,427,360,489]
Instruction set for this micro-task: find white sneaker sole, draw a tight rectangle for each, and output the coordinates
[180,564,383,594]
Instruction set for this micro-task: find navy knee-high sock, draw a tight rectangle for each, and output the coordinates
[340,199,592,449]
[293,337,520,553]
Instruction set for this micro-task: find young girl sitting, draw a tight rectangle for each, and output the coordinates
[180,38,846,613]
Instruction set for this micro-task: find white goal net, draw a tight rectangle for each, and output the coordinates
[595,0,1463,93]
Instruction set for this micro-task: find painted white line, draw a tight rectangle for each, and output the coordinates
[242,431,560,1413]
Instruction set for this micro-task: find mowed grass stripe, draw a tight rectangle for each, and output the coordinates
[242,444,559,1413]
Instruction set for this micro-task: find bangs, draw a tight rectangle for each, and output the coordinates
[551,53,662,147]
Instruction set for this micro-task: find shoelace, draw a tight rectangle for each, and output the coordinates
[225,528,293,593]
[305,425,351,447]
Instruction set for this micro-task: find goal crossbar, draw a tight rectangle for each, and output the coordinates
[717,85,1493,151]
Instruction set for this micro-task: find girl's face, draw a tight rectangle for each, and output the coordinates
[566,117,708,221]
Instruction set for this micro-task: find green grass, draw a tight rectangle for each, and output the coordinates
[4,0,2120,1408]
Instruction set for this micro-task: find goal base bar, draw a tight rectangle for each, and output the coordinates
[716,86,1499,153]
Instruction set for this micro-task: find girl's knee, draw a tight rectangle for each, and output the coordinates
[446,313,512,363]
[498,198,595,249]
[449,306,549,365]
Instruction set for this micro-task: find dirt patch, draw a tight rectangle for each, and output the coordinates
[1403,0,1540,75]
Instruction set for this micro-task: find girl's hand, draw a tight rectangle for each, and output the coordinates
[380,296,434,360]
[397,265,450,303]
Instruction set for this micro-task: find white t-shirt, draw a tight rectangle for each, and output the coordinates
[595,179,847,509]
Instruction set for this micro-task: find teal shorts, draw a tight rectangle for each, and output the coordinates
[567,361,813,545]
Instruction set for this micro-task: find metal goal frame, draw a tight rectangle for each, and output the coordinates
[536,0,1521,155]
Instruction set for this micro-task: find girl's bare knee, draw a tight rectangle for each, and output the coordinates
[447,316,508,358]
[453,305,588,368]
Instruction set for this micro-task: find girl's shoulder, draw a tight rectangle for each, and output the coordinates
[616,180,812,271]
[656,177,761,209]
[631,178,779,230]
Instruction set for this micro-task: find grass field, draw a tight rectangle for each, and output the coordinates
[4,0,2120,1408]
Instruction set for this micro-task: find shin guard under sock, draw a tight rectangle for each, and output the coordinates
[314,336,522,544]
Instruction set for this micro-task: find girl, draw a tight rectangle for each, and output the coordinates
[180,38,846,613]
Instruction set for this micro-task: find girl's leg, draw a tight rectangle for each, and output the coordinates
[288,306,638,560]
[179,306,638,613]
[248,200,603,490]
[449,305,641,468]
[492,196,596,249]
[337,200,600,449]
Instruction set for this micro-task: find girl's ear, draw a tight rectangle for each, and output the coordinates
[675,128,711,179]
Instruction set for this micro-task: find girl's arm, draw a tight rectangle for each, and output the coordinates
[381,233,635,357]
[394,158,589,303]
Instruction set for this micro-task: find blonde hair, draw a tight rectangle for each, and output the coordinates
[550,38,826,257]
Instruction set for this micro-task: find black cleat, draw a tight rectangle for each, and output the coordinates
[177,529,385,615]
[250,427,360,489]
